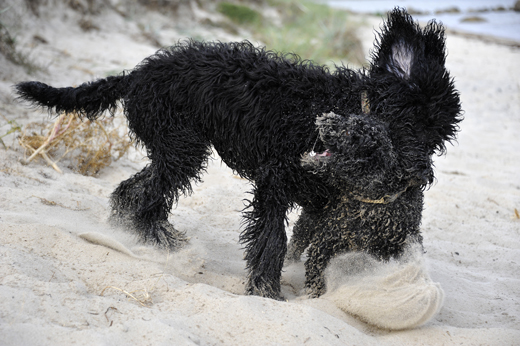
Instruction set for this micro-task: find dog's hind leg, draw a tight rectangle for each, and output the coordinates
[109,164,186,248]
[241,165,293,300]
[109,130,211,249]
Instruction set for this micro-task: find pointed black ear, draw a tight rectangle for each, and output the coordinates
[370,8,449,81]
[368,8,462,156]
[370,8,429,80]
[422,19,447,66]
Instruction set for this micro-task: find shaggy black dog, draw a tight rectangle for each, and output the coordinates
[15,9,461,300]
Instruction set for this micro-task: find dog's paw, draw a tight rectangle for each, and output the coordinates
[112,216,188,250]
[245,277,285,301]
[147,220,189,250]
[304,279,326,299]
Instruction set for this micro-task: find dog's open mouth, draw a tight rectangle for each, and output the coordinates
[301,149,333,167]
[311,149,332,159]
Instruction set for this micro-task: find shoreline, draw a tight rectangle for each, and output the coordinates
[445,28,520,48]
[323,0,520,45]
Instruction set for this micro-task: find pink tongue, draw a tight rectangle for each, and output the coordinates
[317,150,332,157]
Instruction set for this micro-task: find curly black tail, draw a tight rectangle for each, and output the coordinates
[14,75,128,120]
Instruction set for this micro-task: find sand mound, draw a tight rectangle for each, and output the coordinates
[323,247,444,330]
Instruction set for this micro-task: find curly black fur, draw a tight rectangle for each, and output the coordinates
[15,9,461,300]
[286,9,462,297]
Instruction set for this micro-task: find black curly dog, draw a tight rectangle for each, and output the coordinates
[15,9,461,300]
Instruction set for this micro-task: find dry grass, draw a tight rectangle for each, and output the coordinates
[101,285,154,307]
[100,272,167,307]
[19,112,132,176]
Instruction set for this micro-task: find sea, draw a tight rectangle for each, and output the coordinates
[320,0,520,42]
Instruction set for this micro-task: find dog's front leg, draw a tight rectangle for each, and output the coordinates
[285,208,320,263]
[303,229,340,298]
[240,167,291,300]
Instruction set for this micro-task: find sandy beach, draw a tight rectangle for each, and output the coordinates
[0,1,519,345]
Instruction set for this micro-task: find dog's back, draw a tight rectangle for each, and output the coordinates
[123,41,360,178]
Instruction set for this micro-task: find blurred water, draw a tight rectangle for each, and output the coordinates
[322,0,520,42]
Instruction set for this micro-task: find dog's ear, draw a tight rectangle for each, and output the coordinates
[369,8,462,155]
[370,8,451,82]
[370,8,425,81]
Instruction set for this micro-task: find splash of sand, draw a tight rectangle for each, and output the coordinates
[322,246,444,330]
[79,232,142,259]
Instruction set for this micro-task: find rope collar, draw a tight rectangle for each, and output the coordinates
[345,179,421,205]
[349,188,406,204]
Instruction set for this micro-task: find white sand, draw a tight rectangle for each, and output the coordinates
[1,2,519,345]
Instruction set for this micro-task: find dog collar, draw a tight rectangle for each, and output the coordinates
[346,179,418,205]
[349,190,404,204]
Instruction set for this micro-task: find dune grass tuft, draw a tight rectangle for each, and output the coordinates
[217,2,262,25]
[214,0,365,67]
[19,112,132,176]
[259,0,365,66]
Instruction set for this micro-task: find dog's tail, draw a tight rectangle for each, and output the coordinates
[15,75,128,120]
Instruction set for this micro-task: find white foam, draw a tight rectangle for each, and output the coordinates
[322,247,444,330]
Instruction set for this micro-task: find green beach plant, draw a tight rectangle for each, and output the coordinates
[253,0,364,66]
[211,0,364,66]
[217,2,262,25]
